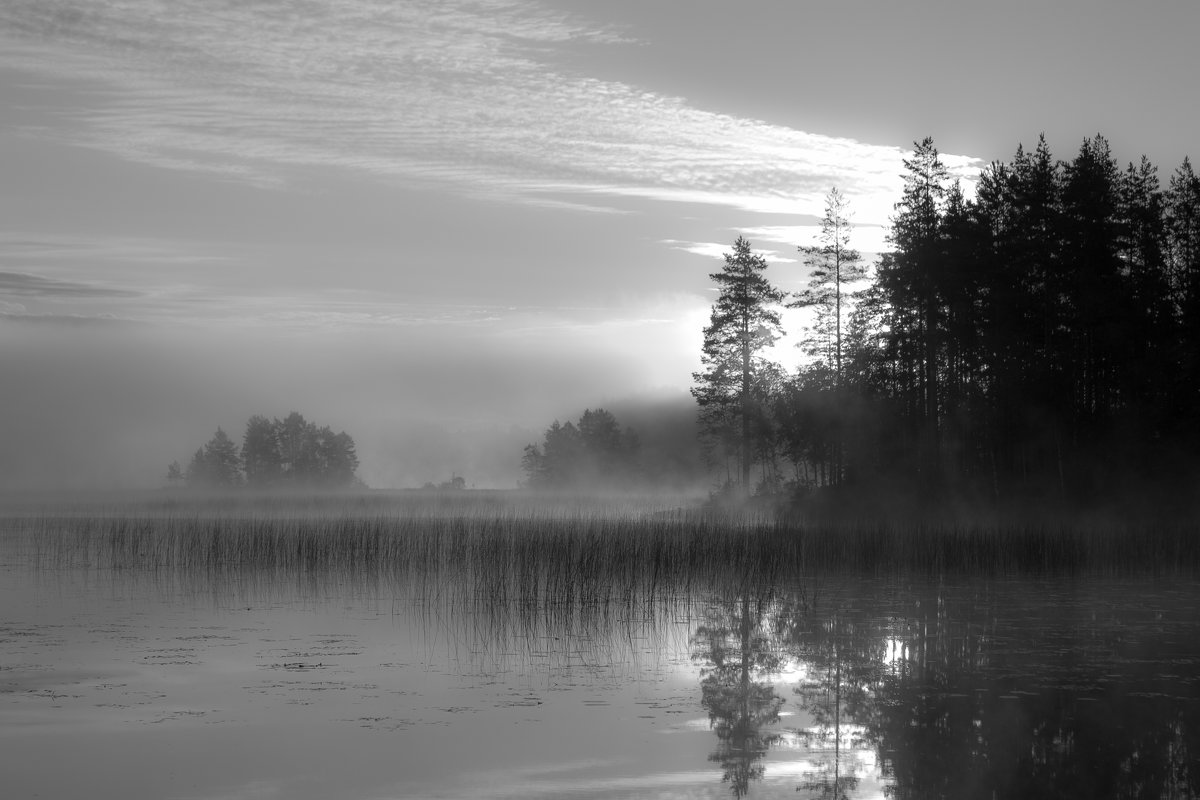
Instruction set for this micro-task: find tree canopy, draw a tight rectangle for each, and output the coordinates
[692,236,786,495]
[175,412,361,490]
[687,134,1200,515]
[521,408,640,489]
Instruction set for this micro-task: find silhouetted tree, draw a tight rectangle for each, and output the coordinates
[241,414,281,488]
[521,409,640,489]
[876,137,951,488]
[275,411,316,481]
[178,412,360,490]
[1167,157,1200,446]
[794,187,868,382]
[766,132,1200,513]
[186,428,241,488]
[312,426,360,487]
[692,236,786,494]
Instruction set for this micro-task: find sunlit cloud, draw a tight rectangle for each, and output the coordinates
[0,0,984,227]
[740,223,894,254]
[662,240,796,264]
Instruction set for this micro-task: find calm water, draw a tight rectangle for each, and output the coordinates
[3,545,1199,798]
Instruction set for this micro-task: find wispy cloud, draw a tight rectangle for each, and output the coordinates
[0,231,247,322]
[661,239,796,264]
[0,270,141,299]
[0,232,237,269]
[740,223,894,254]
[0,0,983,224]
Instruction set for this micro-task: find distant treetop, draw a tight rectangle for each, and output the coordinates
[171,411,362,490]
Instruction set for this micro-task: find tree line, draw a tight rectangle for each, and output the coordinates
[694,134,1200,512]
[168,411,361,489]
[521,408,640,489]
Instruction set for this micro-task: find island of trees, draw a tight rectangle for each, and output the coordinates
[520,408,641,489]
[691,134,1200,515]
[168,411,361,489]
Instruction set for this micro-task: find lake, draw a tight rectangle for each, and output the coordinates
[3,506,1199,798]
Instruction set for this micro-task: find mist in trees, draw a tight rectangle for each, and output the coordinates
[171,411,361,490]
[692,134,1200,516]
[520,408,641,489]
[692,236,787,496]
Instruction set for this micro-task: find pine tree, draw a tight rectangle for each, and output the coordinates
[185,428,242,488]
[876,138,951,484]
[1060,135,1124,445]
[1167,159,1200,381]
[691,236,786,493]
[793,187,867,382]
[241,414,281,488]
[204,428,242,487]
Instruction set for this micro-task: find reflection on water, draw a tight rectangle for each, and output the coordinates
[788,598,882,800]
[3,539,1200,798]
[691,593,788,797]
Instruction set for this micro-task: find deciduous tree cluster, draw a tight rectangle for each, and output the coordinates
[168,411,361,489]
[520,408,640,489]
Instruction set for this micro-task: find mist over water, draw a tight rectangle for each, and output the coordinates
[0,317,704,491]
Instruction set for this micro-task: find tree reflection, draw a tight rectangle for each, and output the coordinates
[691,593,787,797]
[785,596,887,800]
[865,583,1200,799]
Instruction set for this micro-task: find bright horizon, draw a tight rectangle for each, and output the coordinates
[2,0,1198,489]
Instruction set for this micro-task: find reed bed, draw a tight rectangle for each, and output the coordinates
[6,494,1199,594]
[5,498,1195,671]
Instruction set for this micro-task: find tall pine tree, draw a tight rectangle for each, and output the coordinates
[793,187,867,382]
[692,236,786,493]
[876,138,950,485]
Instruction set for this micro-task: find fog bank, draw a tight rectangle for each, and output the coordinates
[1,317,703,491]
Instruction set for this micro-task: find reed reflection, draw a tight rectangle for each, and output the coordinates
[690,593,788,797]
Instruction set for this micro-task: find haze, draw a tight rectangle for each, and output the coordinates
[2,0,1197,490]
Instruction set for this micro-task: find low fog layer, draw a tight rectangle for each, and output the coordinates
[0,317,704,491]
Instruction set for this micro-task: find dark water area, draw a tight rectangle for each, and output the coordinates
[2,516,1199,798]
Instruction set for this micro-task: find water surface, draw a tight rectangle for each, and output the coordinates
[3,534,1199,798]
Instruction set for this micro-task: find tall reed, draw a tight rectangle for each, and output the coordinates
[8,495,1198,594]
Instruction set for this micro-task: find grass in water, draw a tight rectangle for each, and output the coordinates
[5,492,1198,591]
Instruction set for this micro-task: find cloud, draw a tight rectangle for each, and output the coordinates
[0,232,257,322]
[740,223,894,254]
[661,240,796,264]
[0,270,141,299]
[0,311,141,327]
[0,0,983,225]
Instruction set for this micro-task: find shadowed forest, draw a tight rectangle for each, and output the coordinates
[690,134,1200,519]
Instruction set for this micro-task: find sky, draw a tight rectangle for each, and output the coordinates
[2,0,1198,490]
